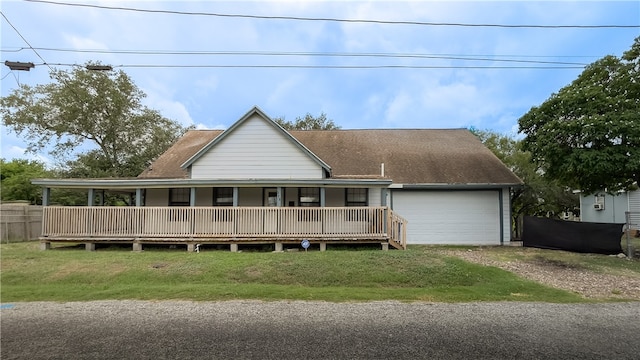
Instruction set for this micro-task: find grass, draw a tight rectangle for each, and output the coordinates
[0,241,616,303]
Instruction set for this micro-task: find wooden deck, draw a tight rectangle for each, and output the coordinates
[40,206,407,251]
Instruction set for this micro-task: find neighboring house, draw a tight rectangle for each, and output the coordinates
[579,190,640,228]
[33,106,522,251]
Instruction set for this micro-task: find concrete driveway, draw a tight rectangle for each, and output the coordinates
[2,301,639,359]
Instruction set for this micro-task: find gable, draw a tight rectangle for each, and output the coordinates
[186,108,327,180]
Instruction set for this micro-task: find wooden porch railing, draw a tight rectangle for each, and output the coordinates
[41,206,407,249]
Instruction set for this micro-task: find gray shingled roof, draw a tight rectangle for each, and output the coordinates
[139,129,522,185]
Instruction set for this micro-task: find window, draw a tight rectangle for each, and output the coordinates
[213,187,233,206]
[169,188,190,206]
[298,188,320,207]
[168,188,190,221]
[346,188,368,207]
[346,188,368,221]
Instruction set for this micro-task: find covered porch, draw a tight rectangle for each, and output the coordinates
[39,206,407,251]
[33,178,407,251]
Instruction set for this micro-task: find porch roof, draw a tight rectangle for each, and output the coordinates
[30,177,393,190]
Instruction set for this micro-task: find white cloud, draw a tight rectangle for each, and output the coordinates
[148,96,195,127]
[3,145,53,167]
[266,74,305,107]
[384,91,413,125]
[195,123,226,130]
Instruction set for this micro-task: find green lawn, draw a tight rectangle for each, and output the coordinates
[1,242,589,303]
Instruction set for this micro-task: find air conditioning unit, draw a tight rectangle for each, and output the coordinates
[593,203,604,211]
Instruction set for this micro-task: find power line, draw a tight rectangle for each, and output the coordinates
[1,47,603,59]
[0,11,53,71]
[2,47,591,66]
[42,63,586,70]
[25,0,640,29]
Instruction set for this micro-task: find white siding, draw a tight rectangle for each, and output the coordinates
[501,187,511,243]
[581,192,628,224]
[369,188,382,207]
[391,190,502,245]
[191,114,324,180]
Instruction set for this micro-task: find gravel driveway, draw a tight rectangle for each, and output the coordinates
[443,248,640,300]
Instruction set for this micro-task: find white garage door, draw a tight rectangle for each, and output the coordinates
[391,190,501,245]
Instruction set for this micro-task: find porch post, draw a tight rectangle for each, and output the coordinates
[42,187,51,206]
[320,187,326,207]
[190,187,196,206]
[380,188,388,206]
[233,187,239,207]
[381,188,389,234]
[135,189,142,207]
[87,188,95,206]
[276,187,283,207]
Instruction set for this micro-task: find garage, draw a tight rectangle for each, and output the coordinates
[391,190,503,245]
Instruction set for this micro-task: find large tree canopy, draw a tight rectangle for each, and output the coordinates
[518,37,640,194]
[1,63,189,178]
[474,130,578,237]
[274,112,340,130]
[0,158,50,204]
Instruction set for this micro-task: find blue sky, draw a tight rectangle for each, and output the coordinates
[1,0,639,165]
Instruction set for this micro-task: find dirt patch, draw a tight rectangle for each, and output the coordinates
[49,263,126,280]
[442,248,640,300]
[532,256,584,270]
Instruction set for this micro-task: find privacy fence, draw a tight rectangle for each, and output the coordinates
[0,203,43,243]
[522,215,637,257]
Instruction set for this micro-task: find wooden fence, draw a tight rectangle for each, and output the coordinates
[1,203,43,243]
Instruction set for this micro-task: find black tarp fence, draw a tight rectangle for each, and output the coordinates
[522,216,623,255]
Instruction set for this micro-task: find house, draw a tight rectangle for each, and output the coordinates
[33,106,522,251]
[579,189,640,229]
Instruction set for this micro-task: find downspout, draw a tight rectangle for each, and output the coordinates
[499,188,504,245]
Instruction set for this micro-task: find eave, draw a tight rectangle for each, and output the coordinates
[31,178,393,190]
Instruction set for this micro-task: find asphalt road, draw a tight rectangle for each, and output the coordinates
[2,301,639,359]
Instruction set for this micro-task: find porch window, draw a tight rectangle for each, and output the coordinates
[346,188,368,207]
[298,188,320,207]
[213,187,233,206]
[168,188,190,221]
[169,188,190,206]
[346,188,368,221]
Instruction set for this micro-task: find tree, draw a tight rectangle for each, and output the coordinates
[474,130,578,237]
[0,63,189,178]
[0,158,50,204]
[518,37,640,194]
[274,112,340,130]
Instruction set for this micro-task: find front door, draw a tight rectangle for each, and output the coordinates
[263,188,279,233]
[264,188,278,207]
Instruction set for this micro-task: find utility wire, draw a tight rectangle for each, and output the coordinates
[25,0,640,28]
[0,47,603,58]
[0,11,53,71]
[3,47,591,66]
[42,63,586,70]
